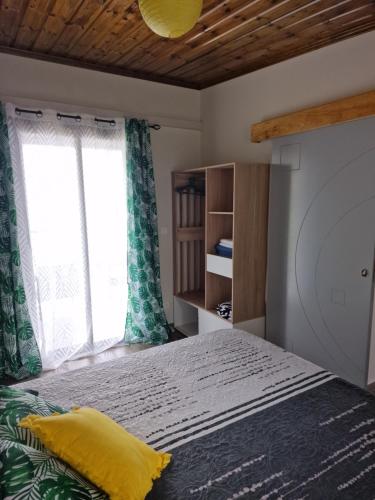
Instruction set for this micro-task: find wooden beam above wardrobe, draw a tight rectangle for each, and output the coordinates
[251,90,375,143]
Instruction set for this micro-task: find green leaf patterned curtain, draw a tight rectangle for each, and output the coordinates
[0,103,42,379]
[125,118,170,344]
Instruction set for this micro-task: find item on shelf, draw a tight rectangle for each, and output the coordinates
[216,301,232,320]
[175,176,205,196]
[219,238,233,248]
[215,243,233,258]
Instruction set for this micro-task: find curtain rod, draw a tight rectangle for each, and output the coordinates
[14,107,161,130]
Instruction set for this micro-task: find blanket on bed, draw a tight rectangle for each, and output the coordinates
[17,329,375,499]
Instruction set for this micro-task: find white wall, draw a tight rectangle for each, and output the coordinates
[152,127,201,321]
[0,53,200,128]
[0,52,202,323]
[202,30,375,165]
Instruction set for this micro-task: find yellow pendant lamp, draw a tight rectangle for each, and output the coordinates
[139,0,203,39]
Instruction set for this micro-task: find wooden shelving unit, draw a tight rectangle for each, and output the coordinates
[172,163,269,337]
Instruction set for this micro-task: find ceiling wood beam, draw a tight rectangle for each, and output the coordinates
[131,0,297,74]
[194,3,375,85]
[32,1,88,52]
[0,0,29,45]
[251,90,375,142]
[201,13,375,86]
[49,0,116,56]
[82,0,225,68]
[204,18,375,87]
[92,0,228,67]
[170,0,369,80]
[66,0,136,59]
[14,0,54,49]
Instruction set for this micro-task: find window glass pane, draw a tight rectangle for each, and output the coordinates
[82,141,127,346]
[22,143,88,358]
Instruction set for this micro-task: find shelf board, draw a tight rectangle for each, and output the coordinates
[208,309,232,324]
[207,253,232,259]
[208,211,233,215]
[176,290,205,309]
[176,322,198,337]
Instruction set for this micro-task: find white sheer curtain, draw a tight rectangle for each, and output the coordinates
[6,105,127,370]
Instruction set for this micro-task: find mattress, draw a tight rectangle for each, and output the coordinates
[17,329,375,499]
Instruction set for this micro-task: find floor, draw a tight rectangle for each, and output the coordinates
[25,328,186,382]
[0,330,187,386]
[39,343,153,379]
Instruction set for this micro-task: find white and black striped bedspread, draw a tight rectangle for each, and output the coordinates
[18,329,375,499]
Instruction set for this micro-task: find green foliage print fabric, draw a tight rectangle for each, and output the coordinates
[0,386,107,499]
[0,104,42,380]
[124,119,170,345]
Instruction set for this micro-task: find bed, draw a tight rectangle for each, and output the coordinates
[16,329,375,499]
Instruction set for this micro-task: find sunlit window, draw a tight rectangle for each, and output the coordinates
[19,124,127,368]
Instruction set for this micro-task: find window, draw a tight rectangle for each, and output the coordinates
[9,111,127,369]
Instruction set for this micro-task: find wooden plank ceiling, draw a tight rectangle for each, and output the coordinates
[0,0,374,89]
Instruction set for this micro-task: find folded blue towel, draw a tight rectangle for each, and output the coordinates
[215,244,232,258]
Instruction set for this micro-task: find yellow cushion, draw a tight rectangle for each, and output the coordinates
[19,407,171,500]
